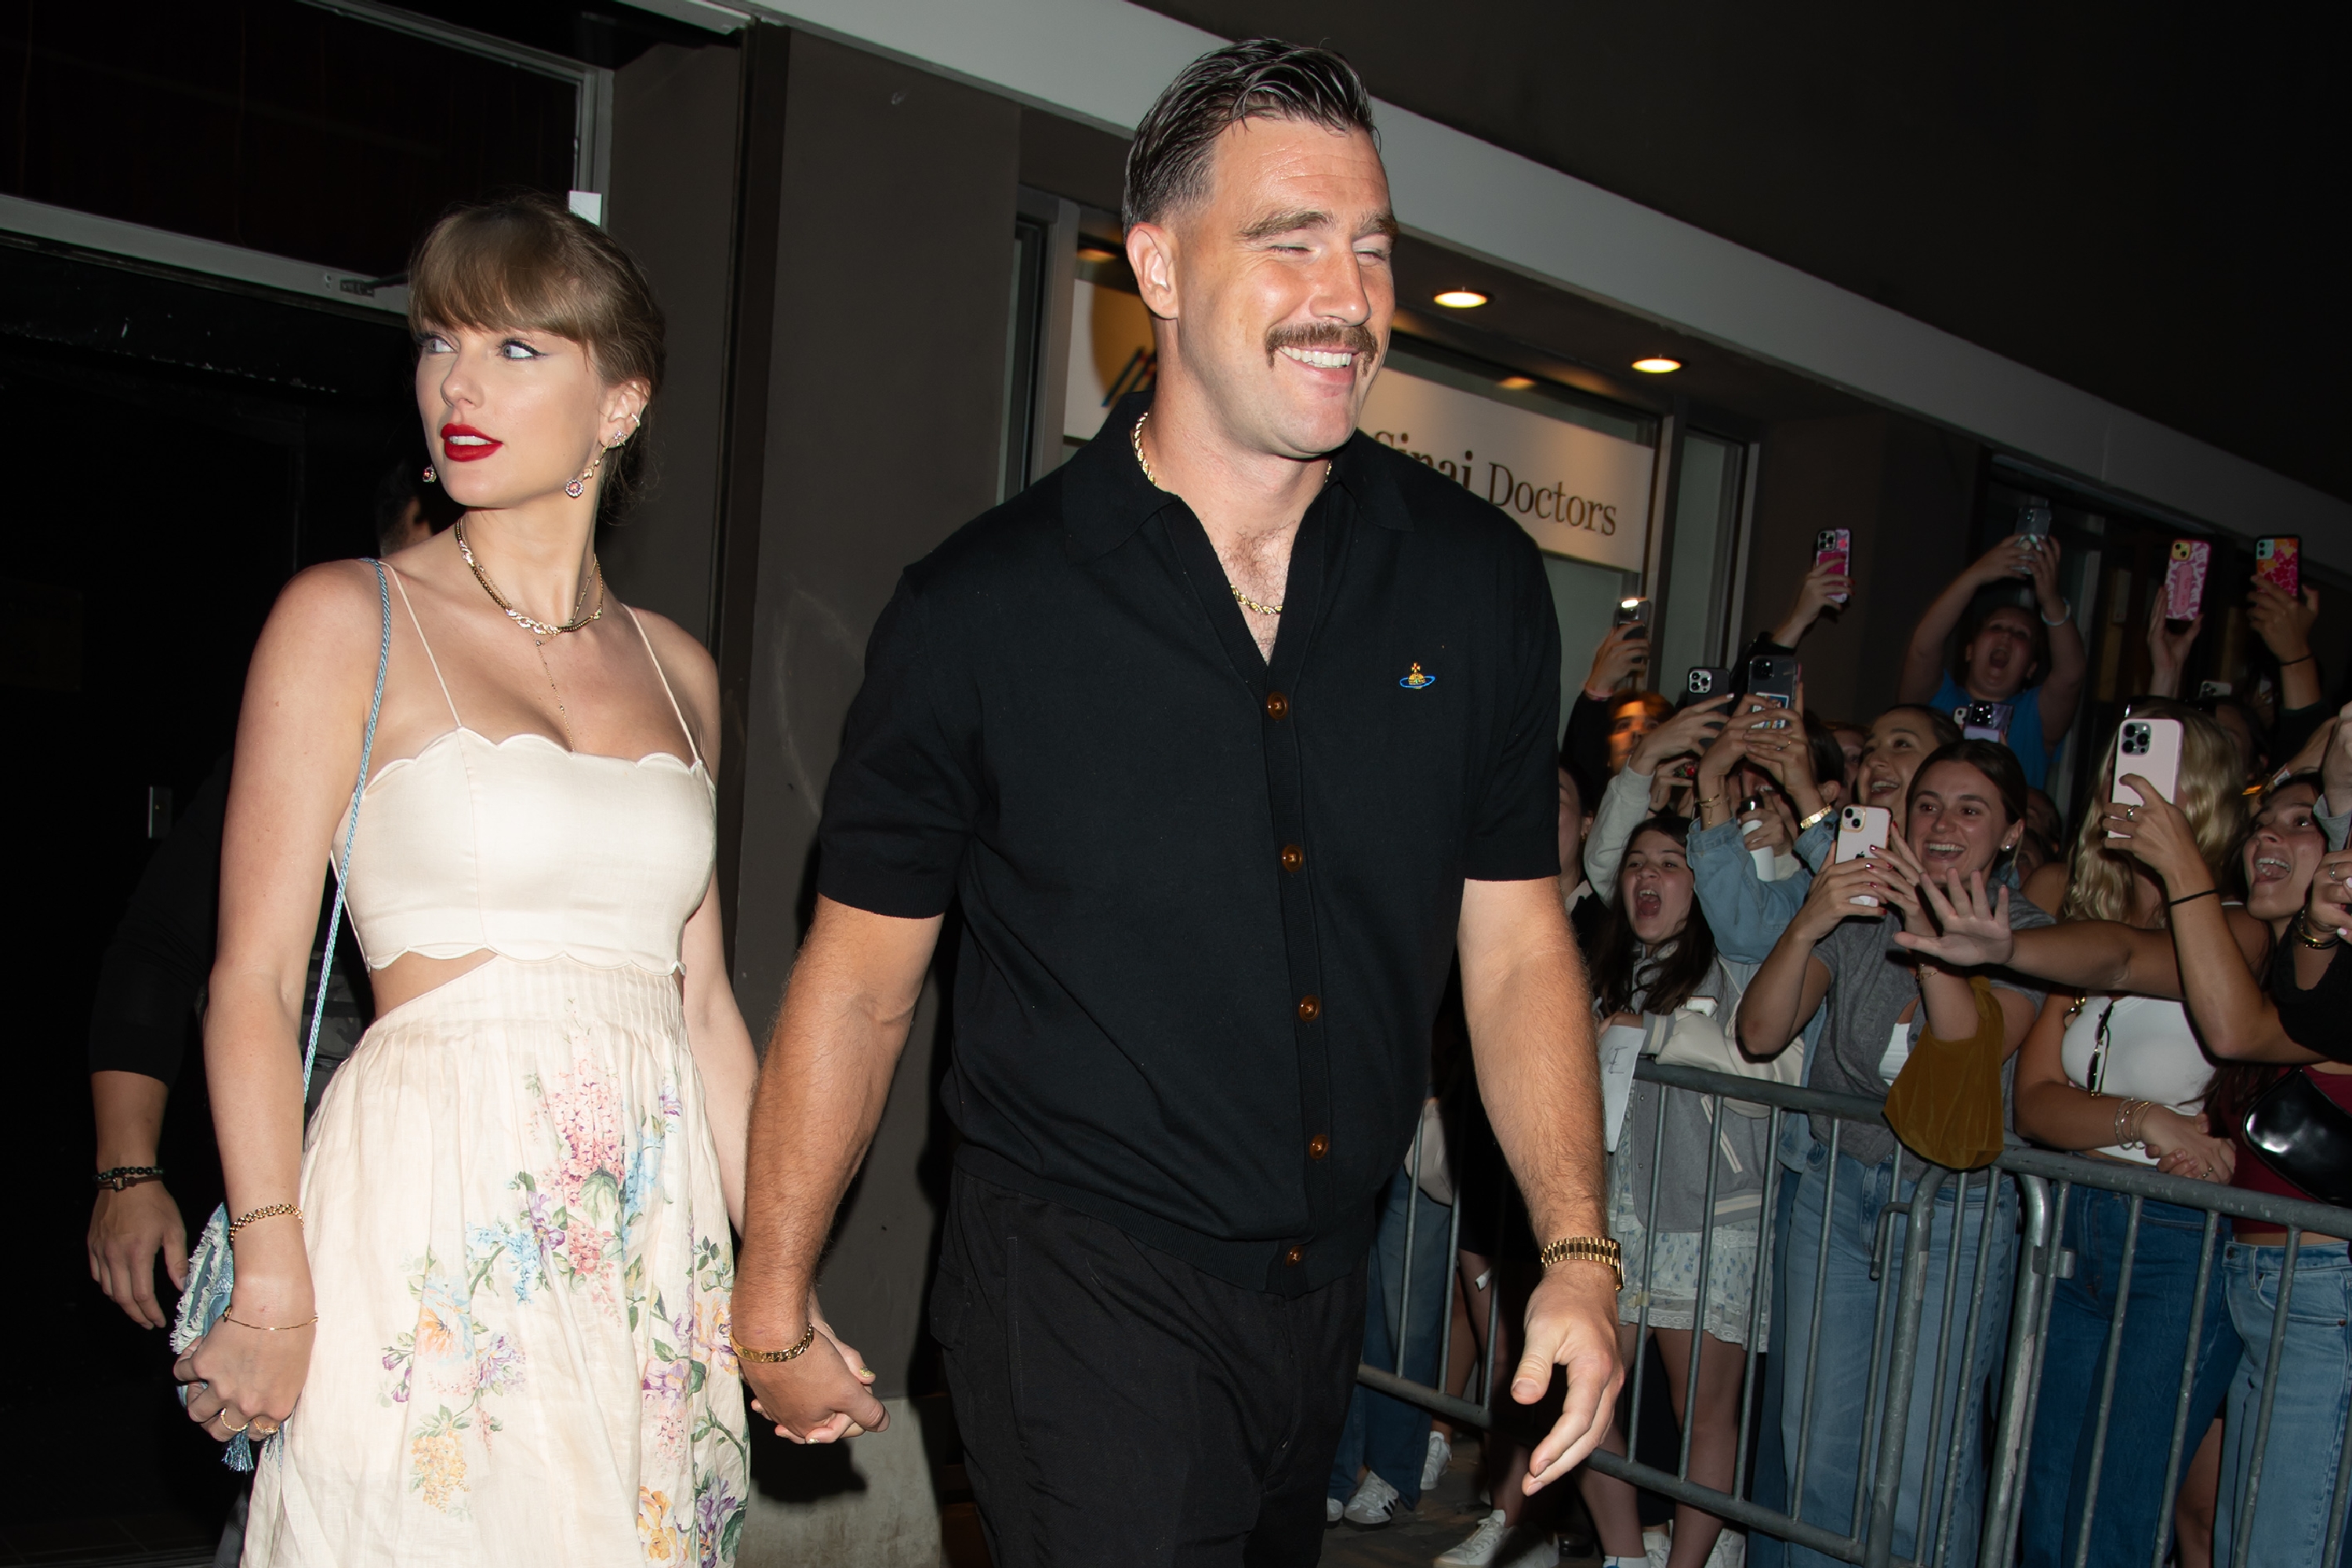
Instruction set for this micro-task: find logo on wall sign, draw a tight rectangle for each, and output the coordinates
[1399,662,1436,690]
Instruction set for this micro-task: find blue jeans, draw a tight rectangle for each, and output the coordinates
[2213,1240,2352,1567]
[2020,1187,2239,1568]
[1779,1145,2016,1568]
[1746,1168,1802,1568]
[1329,1167,1454,1504]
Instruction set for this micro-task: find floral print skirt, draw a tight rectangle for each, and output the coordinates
[243,955,748,1566]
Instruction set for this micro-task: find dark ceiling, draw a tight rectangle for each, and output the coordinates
[1142,2,2351,503]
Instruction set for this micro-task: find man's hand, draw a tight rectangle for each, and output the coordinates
[1584,623,1650,700]
[89,1181,187,1329]
[1516,1261,1625,1492]
[739,1298,888,1443]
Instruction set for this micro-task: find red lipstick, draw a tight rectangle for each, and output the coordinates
[440,423,502,462]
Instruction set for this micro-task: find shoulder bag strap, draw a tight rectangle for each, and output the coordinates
[300,559,392,1094]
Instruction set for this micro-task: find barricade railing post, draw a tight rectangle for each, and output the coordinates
[2230,1229,2300,1568]
[1853,1148,1907,1541]
[1926,1167,2001,1568]
[1678,1092,1726,1483]
[1790,1116,1842,1536]
[2069,1194,2143,1568]
[1980,1173,2053,1568]
[2147,1209,2220,1568]
[1396,1116,1422,1378]
[1861,1164,1948,1568]
[1730,1105,1785,1503]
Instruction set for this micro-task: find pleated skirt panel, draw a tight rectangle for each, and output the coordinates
[243,955,749,1567]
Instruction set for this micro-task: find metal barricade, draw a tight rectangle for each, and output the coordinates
[1357,1058,2352,1568]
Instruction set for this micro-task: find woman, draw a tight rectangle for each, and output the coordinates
[2007,705,2248,1568]
[1897,772,2334,1566]
[178,196,800,1564]
[1897,534,2086,791]
[1577,818,1770,1568]
[1737,741,2052,1568]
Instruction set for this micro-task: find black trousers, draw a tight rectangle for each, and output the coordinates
[931,1172,1367,1567]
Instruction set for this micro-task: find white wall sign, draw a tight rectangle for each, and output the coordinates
[1358,372,1653,572]
[1065,282,1653,572]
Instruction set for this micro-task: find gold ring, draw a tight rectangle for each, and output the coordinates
[2125,805,2139,820]
[250,1419,279,1438]
[220,1413,250,1435]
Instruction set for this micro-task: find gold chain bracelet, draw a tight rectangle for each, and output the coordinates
[227,1203,303,1243]
[1538,1235,1624,1291]
[730,1323,818,1364]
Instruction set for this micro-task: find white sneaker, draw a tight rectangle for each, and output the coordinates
[1344,1470,1403,1526]
[1497,1532,1559,1568]
[1705,1530,1746,1568]
[1421,1431,1451,1492]
[1326,1495,1343,1526]
[1644,1526,1672,1568]
[1436,1510,1509,1567]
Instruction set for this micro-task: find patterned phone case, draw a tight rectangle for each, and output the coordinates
[2164,540,2210,621]
[2256,536,2300,600]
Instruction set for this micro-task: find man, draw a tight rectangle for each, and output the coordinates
[729,40,1621,1564]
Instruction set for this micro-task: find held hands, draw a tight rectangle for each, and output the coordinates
[2101,777,2206,893]
[738,1297,887,1444]
[1515,1259,1625,1494]
[2140,1107,2237,1184]
[89,1181,188,1330]
[1628,695,1730,779]
[1584,622,1650,700]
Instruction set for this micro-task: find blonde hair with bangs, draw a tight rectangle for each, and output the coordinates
[407,192,666,514]
[2056,699,2245,925]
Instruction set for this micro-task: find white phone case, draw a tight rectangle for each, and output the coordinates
[1835,805,1891,906]
[2108,717,2184,838]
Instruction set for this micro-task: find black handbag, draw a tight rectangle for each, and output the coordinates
[2242,1069,2352,1210]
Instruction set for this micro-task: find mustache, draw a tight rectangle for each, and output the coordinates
[1265,321,1381,363]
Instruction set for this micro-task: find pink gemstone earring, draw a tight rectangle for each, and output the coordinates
[564,436,619,499]
[422,465,436,484]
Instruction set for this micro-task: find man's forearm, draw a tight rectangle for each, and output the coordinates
[1462,942,1605,1241]
[92,1071,169,1168]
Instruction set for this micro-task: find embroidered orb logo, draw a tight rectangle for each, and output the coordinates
[1399,662,1436,690]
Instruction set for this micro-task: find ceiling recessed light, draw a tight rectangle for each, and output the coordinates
[1632,356,1682,374]
[1432,289,1489,309]
[1497,375,1537,391]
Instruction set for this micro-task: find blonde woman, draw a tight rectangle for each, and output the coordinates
[176,195,793,1564]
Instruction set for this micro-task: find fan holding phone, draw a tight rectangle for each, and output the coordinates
[1897,514,2088,793]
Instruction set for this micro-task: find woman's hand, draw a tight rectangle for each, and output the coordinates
[1889,869,2017,968]
[2143,597,2204,700]
[2102,775,2209,895]
[2023,535,2067,622]
[1772,558,1853,646]
[795,1294,880,1442]
[1628,695,1730,778]
[2248,576,2320,666]
[1963,533,2039,590]
[89,1182,188,1330]
[176,1313,315,1446]
[1584,623,1650,700]
[2307,850,2352,941]
[1792,854,1889,942]
[1740,789,1797,859]
[2140,1108,2236,1184]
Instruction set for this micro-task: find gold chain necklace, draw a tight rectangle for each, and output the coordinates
[1131,409,1327,618]
[454,519,605,749]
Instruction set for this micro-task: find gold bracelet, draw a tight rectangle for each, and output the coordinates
[227,1203,303,1243]
[2295,910,2343,949]
[220,1312,318,1331]
[1796,804,1835,833]
[730,1323,818,1364]
[1538,1235,1624,1291]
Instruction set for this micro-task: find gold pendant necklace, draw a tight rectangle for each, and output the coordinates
[1132,409,1326,618]
[456,519,605,637]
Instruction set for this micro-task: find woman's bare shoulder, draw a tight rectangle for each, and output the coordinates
[254,560,394,666]
[626,607,719,726]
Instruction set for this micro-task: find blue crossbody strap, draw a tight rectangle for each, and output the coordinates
[299,559,391,1095]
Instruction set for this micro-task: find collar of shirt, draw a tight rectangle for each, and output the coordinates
[1059,391,1414,564]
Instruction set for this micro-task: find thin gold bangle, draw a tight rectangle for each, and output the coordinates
[220,1312,318,1331]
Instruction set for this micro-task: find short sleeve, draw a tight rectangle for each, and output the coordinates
[815,572,983,918]
[1465,536,1563,881]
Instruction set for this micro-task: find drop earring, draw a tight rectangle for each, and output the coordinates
[422,465,437,484]
[564,431,626,499]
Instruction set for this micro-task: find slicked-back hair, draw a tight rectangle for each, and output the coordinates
[1123,38,1376,232]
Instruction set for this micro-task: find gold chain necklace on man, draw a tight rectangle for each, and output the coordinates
[1131,409,1327,618]
[454,518,605,749]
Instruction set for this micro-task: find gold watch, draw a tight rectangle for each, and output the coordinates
[1539,1235,1624,1290]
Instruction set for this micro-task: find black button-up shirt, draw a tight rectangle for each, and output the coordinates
[817,392,1561,1294]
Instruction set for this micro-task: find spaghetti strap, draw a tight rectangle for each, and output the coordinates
[625,604,702,768]
[386,566,463,728]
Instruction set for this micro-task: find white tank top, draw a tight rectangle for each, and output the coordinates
[2058,994,2212,1166]
[338,570,716,976]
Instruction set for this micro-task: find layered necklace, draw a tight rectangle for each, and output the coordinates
[1131,409,1326,618]
[455,517,605,748]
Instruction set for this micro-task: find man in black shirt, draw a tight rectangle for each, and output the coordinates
[731,40,1619,1563]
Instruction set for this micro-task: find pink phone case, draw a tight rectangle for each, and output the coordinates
[1835,805,1890,906]
[2108,717,2183,838]
[2163,540,2210,621]
[1815,528,1852,605]
[2256,536,2301,600]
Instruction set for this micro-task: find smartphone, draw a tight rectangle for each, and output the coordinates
[1814,528,1852,605]
[1747,654,1799,727]
[2163,539,2211,622]
[1615,597,1653,639]
[1835,804,1892,907]
[2256,535,2301,600]
[2107,717,2184,839]
[1959,700,2013,742]
[1682,666,1734,706]
[2018,501,2053,540]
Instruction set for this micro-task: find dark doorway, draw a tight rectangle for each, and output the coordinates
[0,239,410,1563]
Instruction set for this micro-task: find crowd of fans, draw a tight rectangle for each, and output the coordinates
[1328,528,2352,1568]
